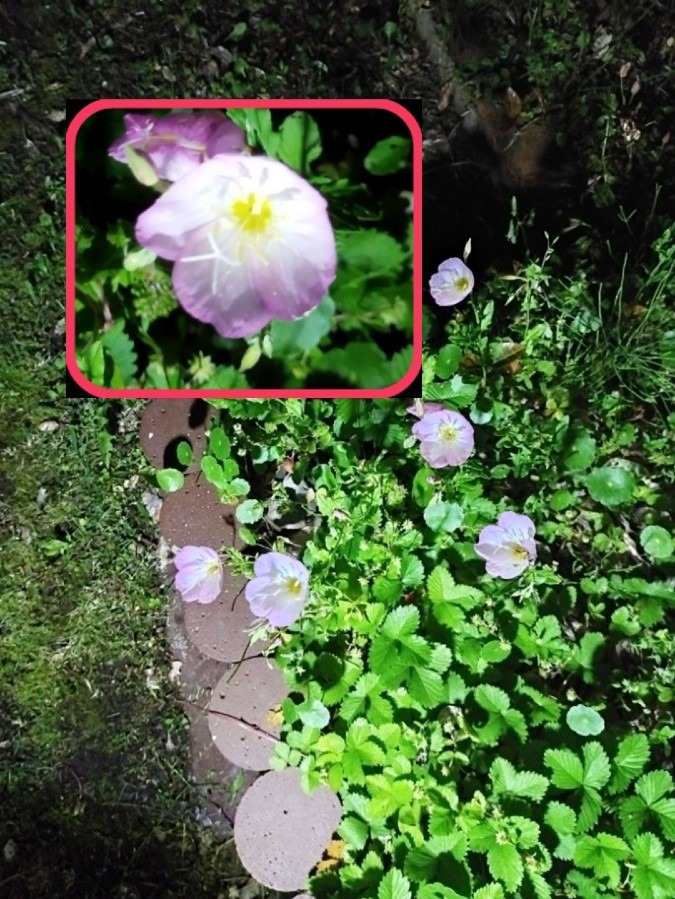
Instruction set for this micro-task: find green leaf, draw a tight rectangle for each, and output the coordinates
[621,771,675,842]
[473,887,505,899]
[235,499,264,524]
[364,136,411,175]
[270,294,335,353]
[475,685,510,714]
[640,525,674,560]
[609,733,650,794]
[378,868,412,899]
[401,554,425,588]
[436,344,463,379]
[427,566,455,603]
[488,842,523,893]
[562,427,596,471]
[101,321,138,385]
[175,441,193,466]
[574,833,630,888]
[208,427,231,462]
[424,501,464,533]
[631,833,675,899]
[366,775,414,819]
[586,465,636,506]
[582,742,611,790]
[157,468,184,492]
[296,698,330,728]
[490,758,549,802]
[339,814,369,851]
[410,667,446,708]
[545,801,577,858]
[544,749,584,789]
[566,705,605,736]
[425,374,478,408]
[277,110,322,172]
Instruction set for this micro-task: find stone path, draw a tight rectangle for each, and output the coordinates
[139,399,341,896]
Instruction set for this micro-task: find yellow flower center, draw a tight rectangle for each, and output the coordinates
[285,576,303,597]
[439,424,459,444]
[231,192,273,233]
[205,560,221,577]
[510,545,529,561]
[455,276,470,292]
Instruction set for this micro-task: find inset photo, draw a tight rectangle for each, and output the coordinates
[66,99,421,397]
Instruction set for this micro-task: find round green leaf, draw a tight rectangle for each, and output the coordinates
[297,698,330,729]
[236,499,264,524]
[175,440,193,466]
[424,501,464,533]
[364,136,411,175]
[563,428,596,471]
[640,525,673,560]
[566,705,605,736]
[156,468,184,492]
[586,466,635,507]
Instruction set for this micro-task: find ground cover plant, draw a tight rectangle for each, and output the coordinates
[74,106,414,391]
[160,280,674,895]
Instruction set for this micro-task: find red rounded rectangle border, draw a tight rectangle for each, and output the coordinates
[66,98,422,399]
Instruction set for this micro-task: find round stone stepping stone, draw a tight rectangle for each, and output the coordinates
[159,472,240,550]
[208,656,289,771]
[234,767,342,892]
[139,398,210,469]
[179,566,268,662]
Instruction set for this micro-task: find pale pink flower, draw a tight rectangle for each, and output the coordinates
[109,111,246,182]
[406,399,445,419]
[245,552,310,627]
[174,545,223,603]
[135,154,337,338]
[412,409,474,468]
[429,257,474,306]
[474,512,537,579]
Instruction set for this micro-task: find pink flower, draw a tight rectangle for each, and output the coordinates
[135,154,337,338]
[174,545,223,603]
[474,512,537,579]
[429,257,474,306]
[406,399,445,419]
[245,552,310,627]
[109,112,246,182]
[412,409,475,468]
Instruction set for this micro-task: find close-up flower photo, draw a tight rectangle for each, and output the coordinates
[70,102,418,393]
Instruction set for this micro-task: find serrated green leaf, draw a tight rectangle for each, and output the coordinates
[545,749,584,789]
[527,870,552,899]
[338,814,369,851]
[574,833,630,888]
[490,758,549,802]
[473,886,505,899]
[582,742,611,790]
[410,667,446,708]
[427,565,455,602]
[378,868,412,899]
[636,771,673,806]
[488,842,523,892]
[475,685,510,714]
[609,733,650,794]
[577,786,602,833]
[545,801,577,835]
